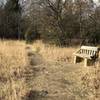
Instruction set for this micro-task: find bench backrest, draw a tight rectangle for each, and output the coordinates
[79,46,99,57]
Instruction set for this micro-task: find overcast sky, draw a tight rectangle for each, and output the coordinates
[95,0,99,2]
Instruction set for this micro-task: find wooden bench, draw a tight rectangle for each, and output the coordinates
[73,46,99,67]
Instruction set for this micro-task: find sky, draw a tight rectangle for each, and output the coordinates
[0,0,6,4]
[95,0,99,2]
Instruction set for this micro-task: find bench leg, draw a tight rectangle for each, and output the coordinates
[74,56,77,64]
[84,58,87,67]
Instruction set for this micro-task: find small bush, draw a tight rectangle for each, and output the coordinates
[25,28,37,43]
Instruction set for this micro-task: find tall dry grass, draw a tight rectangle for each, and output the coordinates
[0,40,99,100]
[31,40,77,62]
[0,40,78,100]
[0,40,27,100]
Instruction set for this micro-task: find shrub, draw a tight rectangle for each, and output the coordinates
[25,28,37,43]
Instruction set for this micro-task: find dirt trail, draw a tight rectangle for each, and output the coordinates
[23,46,92,100]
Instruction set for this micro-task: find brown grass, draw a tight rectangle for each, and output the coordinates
[0,40,100,100]
[0,40,27,100]
[31,40,77,62]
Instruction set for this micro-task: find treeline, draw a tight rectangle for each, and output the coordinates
[0,0,21,39]
[0,0,100,46]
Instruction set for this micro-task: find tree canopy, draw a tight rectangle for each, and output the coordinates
[0,0,100,45]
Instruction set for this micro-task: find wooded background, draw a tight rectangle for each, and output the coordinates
[0,0,100,46]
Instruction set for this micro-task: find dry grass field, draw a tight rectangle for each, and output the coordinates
[0,40,100,100]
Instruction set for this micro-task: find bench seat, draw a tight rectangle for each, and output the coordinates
[74,53,93,59]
